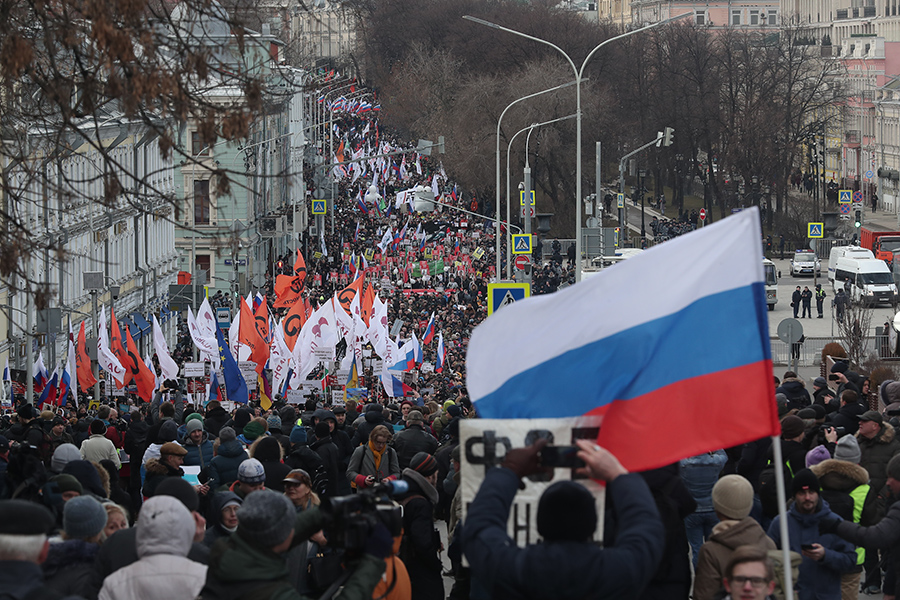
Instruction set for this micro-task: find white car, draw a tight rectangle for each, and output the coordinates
[791,251,821,276]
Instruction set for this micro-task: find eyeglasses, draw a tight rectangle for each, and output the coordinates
[730,575,769,588]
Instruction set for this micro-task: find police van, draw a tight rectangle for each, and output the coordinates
[790,249,821,276]
[833,257,898,306]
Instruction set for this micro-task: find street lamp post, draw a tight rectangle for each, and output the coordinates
[465,12,690,282]
[492,81,579,280]
[639,168,646,243]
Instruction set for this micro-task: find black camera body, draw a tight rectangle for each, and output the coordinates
[321,481,405,553]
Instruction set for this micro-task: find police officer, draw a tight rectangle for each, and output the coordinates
[815,284,827,318]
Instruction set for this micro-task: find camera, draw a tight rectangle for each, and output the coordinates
[320,480,407,553]
[825,426,846,437]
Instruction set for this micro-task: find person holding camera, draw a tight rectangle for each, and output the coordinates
[347,425,400,490]
[198,489,388,600]
[396,452,444,600]
[464,439,663,599]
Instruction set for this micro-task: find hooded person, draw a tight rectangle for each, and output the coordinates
[98,495,208,600]
[309,421,340,499]
[692,475,777,600]
[50,443,82,474]
[231,408,253,437]
[351,404,387,447]
[62,460,108,499]
[397,452,444,600]
[776,372,812,411]
[202,492,242,549]
[198,489,387,600]
[43,495,108,598]
[208,427,249,490]
[203,401,230,438]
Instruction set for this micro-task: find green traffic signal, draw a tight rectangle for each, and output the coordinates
[855,209,861,228]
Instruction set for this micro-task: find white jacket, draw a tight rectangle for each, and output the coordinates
[80,434,120,468]
[98,496,206,600]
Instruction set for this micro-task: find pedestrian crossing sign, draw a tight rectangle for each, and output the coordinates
[312,200,327,215]
[838,190,852,204]
[519,190,535,206]
[617,193,624,208]
[808,222,824,238]
[511,234,532,255]
[487,282,531,315]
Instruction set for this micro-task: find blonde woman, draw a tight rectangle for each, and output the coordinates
[103,503,130,540]
[346,425,401,489]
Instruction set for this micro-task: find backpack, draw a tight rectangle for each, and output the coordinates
[758,462,792,519]
[2,444,49,502]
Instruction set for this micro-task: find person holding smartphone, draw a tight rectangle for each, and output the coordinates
[766,469,856,600]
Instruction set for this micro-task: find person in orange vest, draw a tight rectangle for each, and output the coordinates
[371,529,412,600]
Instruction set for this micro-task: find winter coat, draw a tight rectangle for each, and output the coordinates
[98,496,207,600]
[833,499,900,582]
[143,458,184,498]
[465,468,663,600]
[310,435,340,498]
[391,424,438,470]
[285,445,328,497]
[738,437,772,493]
[828,402,866,436]
[198,507,384,600]
[207,440,248,490]
[260,459,292,493]
[42,538,101,598]
[350,406,387,447]
[184,432,215,468]
[777,378,812,410]
[397,469,444,600]
[767,499,856,600]
[680,450,728,513]
[202,491,241,549]
[204,407,231,438]
[0,560,62,600]
[80,433,121,468]
[810,458,882,527]
[857,422,900,492]
[693,517,777,600]
[346,443,400,488]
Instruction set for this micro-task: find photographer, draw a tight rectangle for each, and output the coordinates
[463,439,663,599]
[198,489,388,600]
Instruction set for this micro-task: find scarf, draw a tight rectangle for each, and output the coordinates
[369,439,385,471]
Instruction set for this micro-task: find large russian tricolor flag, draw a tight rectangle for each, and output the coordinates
[466,207,779,472]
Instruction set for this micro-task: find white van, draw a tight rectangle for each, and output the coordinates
[828,246,875,284]
[833,257,898,306]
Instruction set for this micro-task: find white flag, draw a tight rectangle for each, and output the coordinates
[152,315,179,380]
[187,307,219,368]
[66,323,78,407]
[270,320,296,397]
[97,306,126,383]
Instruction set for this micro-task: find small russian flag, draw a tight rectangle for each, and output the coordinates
[435,332,447,373]
[422,312,436,345]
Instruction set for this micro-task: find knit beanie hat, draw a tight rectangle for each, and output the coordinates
[835,435,862,464]
[314,421,330,438]
[831,361,849,374]
[443,400,456,410]
[776,394,790,417]
[781,415,805,439]
[155,477,200,512]
[63,495,108,540]
[186,419,204,433]
[797,408,817,420]
[711,475,754,520]
[219,426,236,443]
[63,460,107,498]
[242,420,266,441]
[51,443,82,474]
[289,424,307,445]
[791,468,821,495]
[409,452,437,476]
[185,413,204,425]
[158,420,178,443]
[447,405,462,418]
[50,474,83,496]
[238,458,266,485]
[805,445,831,468]
[813,377,828,388]
[536,481,597,542]
[266,415,282,431]
[237,489,295,548]
[233,408,252,432]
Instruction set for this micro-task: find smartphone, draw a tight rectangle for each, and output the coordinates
[828,374,839,381]
[800,544,815,550]
[540,445,585,469]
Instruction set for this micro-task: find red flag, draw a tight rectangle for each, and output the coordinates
[110,308,133,389]
[124,326,156,401]
[76,321,97,391]
[239,298,267,374]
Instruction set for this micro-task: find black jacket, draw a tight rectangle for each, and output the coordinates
[310,436,340,498]
[398,469,444,600]
[828,401,866,436]
[203,406,231,438]
[285,445,329,497]
[391,424,439,470]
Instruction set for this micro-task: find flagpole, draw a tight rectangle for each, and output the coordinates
[771,435,795,600]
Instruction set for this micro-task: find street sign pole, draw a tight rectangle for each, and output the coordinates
[523,166,532,285]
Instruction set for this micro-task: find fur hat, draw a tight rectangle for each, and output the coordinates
[835,435,862,464]
[711,475,754,520]
[407,410,424,423]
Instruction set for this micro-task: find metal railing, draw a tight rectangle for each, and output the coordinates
[770,334,895,366]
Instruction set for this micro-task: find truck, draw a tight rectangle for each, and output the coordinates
[860,227,900,263]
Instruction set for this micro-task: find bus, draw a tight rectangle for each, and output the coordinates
[763,258,778,311]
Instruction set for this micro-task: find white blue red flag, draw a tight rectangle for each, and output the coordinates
[466,208,779,472]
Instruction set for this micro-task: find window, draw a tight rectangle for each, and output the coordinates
[768,9,777,23]
[750,9,760,24]
[695,9,706,24]
[732,9,742,24]
[195,254,211,283]
[191,131,209,157]
[193,180,210,225]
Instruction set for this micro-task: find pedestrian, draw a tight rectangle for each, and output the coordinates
[780,235,786,260]
[792,286,802,319]
[767,469,856,600]
[721,545,777,600]
[464,439,663,599]
[143,441,189,498]
[0,499,61,599]
[816,284,827,318]
[80,418,121,468]
[397,452,444,600]
[801,286,813,318]
[833,289,848,323]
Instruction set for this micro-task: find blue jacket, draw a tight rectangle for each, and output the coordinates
[208,440,247,490]
[184,433,215,468]
[767,499,856,600]
[464,468,663,599]
[680,450,728,512]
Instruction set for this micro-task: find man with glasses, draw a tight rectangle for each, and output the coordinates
[722,545,776,600]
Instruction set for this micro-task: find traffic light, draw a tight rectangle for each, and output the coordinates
[276,260,284,271]
[663,127,675,147]
[855,209,862,228]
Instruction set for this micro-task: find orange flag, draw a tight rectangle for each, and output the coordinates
[239,298,268,374]
[124,325,156,401]
[254,300,271,343]
[76,321,97,391]
[110,308,133,389]
[361,282,375,326]
[282,297,307,352]
[274,274,303,308]
[293,249,307,286]
[336,274,365,316]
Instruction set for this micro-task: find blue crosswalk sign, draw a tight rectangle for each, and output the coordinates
[312,200,326,215]
[511,234,532,255]
[838,190,852,204]
[487,282,531,315]
[808,222,823,238]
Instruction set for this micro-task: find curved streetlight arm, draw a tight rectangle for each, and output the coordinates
[463,16,578,74]
[430,198,523,235]
[492,79,579,280]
